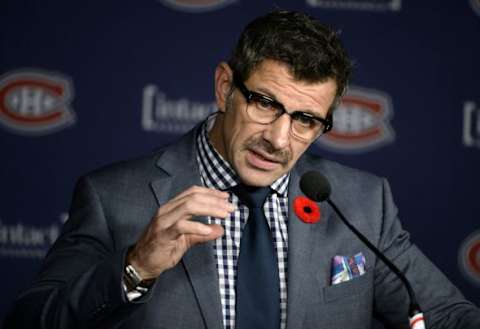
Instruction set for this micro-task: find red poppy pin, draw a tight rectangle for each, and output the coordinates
[293,196,321,224]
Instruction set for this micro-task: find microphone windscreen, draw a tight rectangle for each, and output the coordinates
[300,171,331,202]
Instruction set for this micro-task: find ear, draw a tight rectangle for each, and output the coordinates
[214,62,233,113]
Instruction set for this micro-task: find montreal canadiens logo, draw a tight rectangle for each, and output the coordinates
[158,0,236,12]
[459,230,480,286]
[0,70,75,135]
[316,86,395,153]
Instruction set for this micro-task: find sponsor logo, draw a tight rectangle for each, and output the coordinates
[471,0,480,16]
[463,101,480,148]
[0,213,67,259]
[315,86,395,153]
[0,70,75,135]
[306,0,401,11]
[142,84,216,134]
[158,0,236,12]
[459,230,480,286]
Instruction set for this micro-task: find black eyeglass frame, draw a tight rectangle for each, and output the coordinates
[232,73,333,138]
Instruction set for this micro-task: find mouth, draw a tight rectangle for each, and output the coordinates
[245,148,284,171]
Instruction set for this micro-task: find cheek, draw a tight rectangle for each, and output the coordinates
[222,112,247,159]
[225,129,241,157]
[226,125,251,159]
[226,124,266,169]
[223,103,257,156]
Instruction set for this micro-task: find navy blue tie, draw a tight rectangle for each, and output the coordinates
[233,184,280,329]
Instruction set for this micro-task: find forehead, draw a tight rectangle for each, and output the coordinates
[244,60,337,116]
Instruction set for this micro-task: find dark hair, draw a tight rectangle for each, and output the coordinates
[228,10,352,111]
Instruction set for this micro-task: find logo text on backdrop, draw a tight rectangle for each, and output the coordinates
[0,214,67,259]
[463,101,480,148]
[315,86,395,153]
[158,0,236,12]
[142,84,216,134]
[306,0,401,11]
[0,70,75,135]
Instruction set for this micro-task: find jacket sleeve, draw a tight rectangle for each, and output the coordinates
[5,176,153,329]
[373,179,480,328]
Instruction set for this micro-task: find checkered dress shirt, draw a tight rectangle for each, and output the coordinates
[195,116,289,329]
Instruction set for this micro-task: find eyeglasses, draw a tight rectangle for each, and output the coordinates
[232,72,333,142]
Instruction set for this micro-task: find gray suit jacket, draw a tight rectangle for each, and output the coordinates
[7,126,480,329]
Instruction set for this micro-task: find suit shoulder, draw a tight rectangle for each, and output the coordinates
[302,152,383,184]
[80,149,167,189]
[299,152,387,206]
[76,128,197,197]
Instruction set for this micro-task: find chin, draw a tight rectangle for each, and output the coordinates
[237,168,282,187]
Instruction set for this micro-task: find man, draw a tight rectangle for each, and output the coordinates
[6,10,480,329]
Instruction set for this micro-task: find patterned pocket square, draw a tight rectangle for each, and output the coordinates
[331,252,366,285]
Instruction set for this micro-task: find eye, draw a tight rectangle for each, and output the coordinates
[293,112,317,127]
[254,97,273,110]
[252,94,276,111]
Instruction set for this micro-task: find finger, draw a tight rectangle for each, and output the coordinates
[186,224,225,247]
[158,190,235,220]
[170,220,216,237]
[157,186,231,217]
[159,200,233,232]
[171,185,229,202]
[181,199,234,219]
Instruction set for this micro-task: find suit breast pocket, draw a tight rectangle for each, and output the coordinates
[303,270,374,328]
[322,270,373,303]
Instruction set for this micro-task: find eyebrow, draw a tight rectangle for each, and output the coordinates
[254,87,278,101]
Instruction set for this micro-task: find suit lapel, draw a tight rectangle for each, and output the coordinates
[150,129,224,329]
[286,159,333,329]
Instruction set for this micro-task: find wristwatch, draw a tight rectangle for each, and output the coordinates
[123,263,154,293]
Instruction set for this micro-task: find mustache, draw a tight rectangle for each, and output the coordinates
[244,137,291,165]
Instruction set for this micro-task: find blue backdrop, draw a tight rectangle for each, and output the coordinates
[1,0,479,327]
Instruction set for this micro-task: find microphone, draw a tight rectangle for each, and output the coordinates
[300,171,426,329]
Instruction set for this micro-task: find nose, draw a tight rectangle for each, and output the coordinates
[262,114,291,150]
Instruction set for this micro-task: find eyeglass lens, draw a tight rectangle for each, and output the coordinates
[245,99,324,141]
